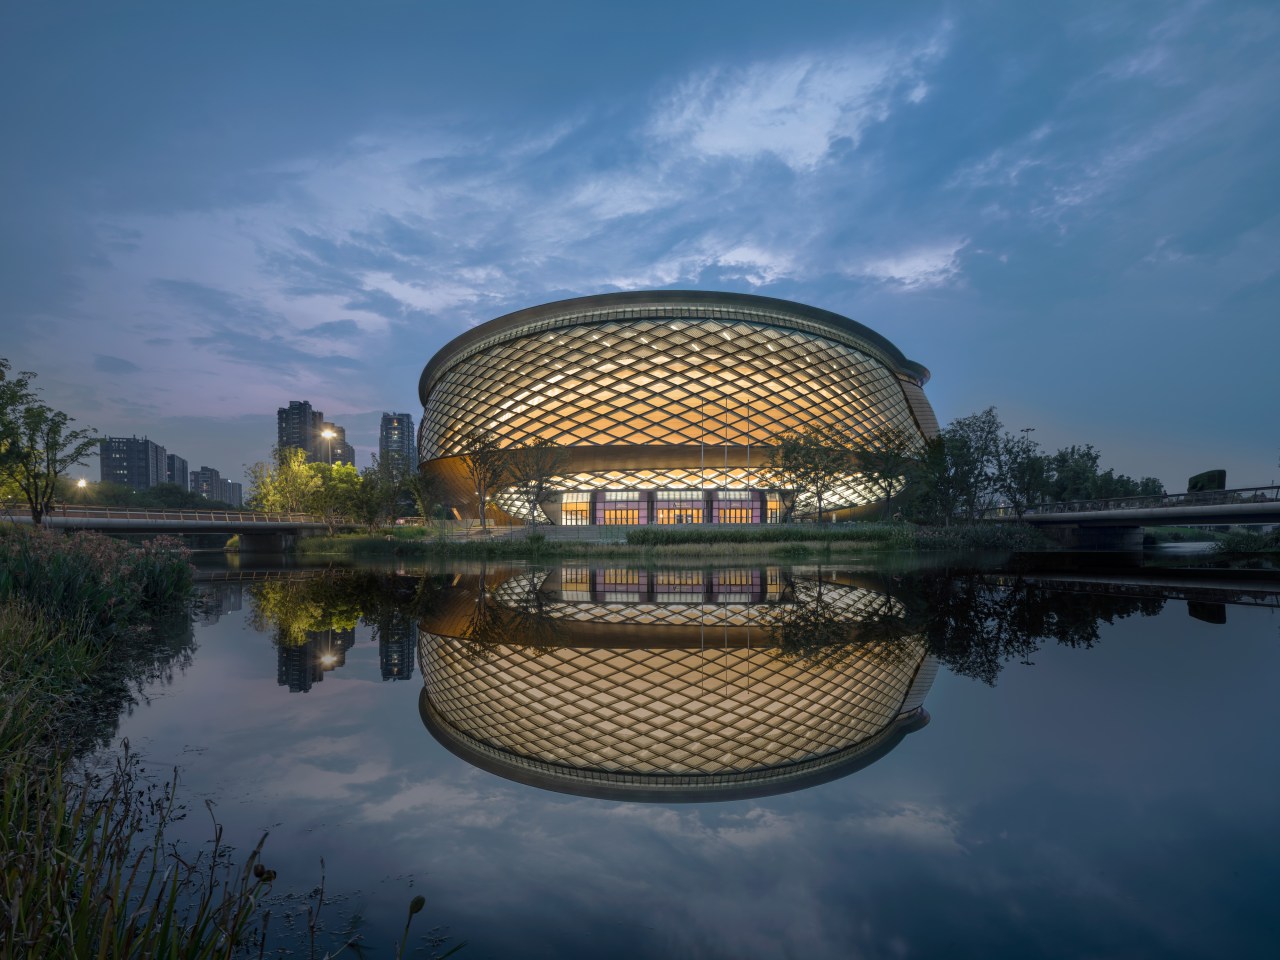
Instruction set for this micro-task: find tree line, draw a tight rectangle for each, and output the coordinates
[767,406,1165,524]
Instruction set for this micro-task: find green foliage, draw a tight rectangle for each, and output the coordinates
[247,576,363,645]
[905,410,1167,523]
[0,526,193,641]
[625,522,1047,551]
[306,460,360,534]
[0,358,98,524]
[993,430,1048,518]
[1216,528,1280,553]
[0,746,276,960]
[247,445,318,513]
[349,456,404,532]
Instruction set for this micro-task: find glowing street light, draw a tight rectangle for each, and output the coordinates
[321,428,336,465]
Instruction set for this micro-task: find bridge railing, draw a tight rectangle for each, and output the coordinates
[982,485,1280,519]
[1,504,325,525]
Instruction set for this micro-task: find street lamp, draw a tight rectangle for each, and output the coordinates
[321,428,336,465]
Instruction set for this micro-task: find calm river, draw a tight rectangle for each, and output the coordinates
[101,557,1279,959]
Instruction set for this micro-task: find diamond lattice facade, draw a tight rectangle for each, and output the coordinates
[418,567,937,801]
[418,290,937,523]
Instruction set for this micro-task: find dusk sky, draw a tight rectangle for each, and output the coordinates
[2,1,1277,489]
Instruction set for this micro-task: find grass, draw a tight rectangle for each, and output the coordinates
[289,521,1052,559]
[1215,528,1280,554]
[0,525,450,959]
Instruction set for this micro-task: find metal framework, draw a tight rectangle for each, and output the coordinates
[418,291,937,523]
[416,567,937,801]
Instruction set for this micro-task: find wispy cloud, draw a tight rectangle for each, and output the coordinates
[853,240,967,288]
[647,37,947,170]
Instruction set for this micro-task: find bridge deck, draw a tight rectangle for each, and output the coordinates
[1,505,334,534]
[985,485,1280,526]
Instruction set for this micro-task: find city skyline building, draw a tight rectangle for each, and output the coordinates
[379,412,418,473]
[165,453,189,491]
[99,436,168,490]
[319,421,355,465]
[277,400,323,461]
[189,465,243,506]
[417,290,937,524]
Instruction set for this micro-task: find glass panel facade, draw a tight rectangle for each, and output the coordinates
[655,507,703,524]
[420,294,935,523]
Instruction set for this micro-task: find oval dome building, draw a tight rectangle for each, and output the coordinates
[418,290,938,524]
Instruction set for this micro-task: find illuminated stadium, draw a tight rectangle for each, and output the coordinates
[417,566,937,802]
[417,290,937,524]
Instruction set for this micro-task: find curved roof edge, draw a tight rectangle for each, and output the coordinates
[420,688,929,803]
[419,290,931,405]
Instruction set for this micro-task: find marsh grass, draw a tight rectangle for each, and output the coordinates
[1216,528,1280,554]
[0,526,450,959]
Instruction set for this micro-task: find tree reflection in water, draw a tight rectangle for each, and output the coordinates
[239,565,1171,687]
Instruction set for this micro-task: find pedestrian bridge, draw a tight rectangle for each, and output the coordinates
[983,485,1280,549]
[0,505,344,546]
[983,485,1280,526]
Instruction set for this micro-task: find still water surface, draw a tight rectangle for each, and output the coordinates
[106,559,1279,958]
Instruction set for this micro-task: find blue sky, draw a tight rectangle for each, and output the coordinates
[2,0,1277,488]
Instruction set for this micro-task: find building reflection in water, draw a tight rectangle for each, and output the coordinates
[276,628,357,693]
[418,566,936,802]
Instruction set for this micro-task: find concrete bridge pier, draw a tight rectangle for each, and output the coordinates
[1039,524,1144,552]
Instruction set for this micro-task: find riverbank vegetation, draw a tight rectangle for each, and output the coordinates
[1,524,450,957]
[0,527,280,958]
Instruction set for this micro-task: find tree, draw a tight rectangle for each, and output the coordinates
[460,429,508,531]
[944,407,1002,521]
[767,426,848,522]
[247,445,318,513]
[1044,444,1165,503]
[405,468,446,529]
[307,461,360,535]
[507,437,568,524]
[1044,444,1102,503]
[348,456,403,532]
[994,430,1049,518]
[0,359,98,525]
[903,436,965,526]
[850,424,921,519]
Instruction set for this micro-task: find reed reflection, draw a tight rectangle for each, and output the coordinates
[417,566,936,802]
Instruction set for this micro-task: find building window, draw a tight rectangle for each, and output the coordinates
[563,502,590,525]
[718,507,753,524]
[655,507,703,524]
[602,508,639,525]
[716,489,751,500]
[656,490,703,500]
[601,569,640,586]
